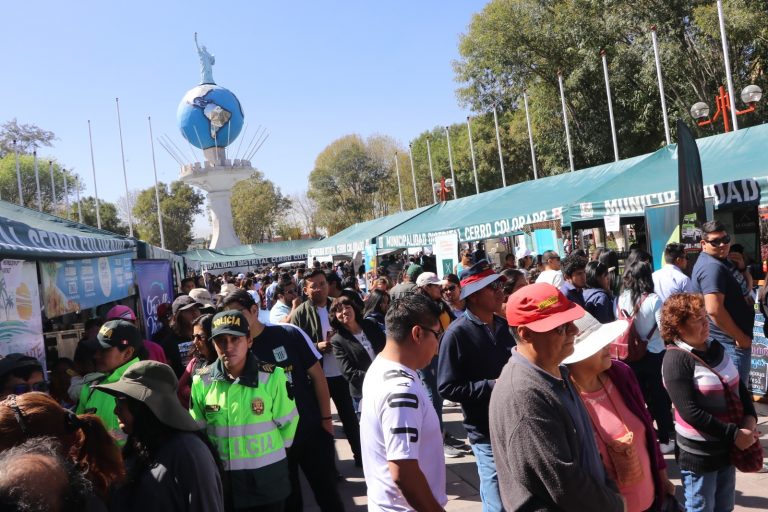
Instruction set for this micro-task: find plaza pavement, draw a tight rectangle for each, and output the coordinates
[303,401,768,511]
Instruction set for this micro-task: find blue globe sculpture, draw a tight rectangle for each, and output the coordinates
[177,84,244,149]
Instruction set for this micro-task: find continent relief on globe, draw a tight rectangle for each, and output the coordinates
[178,84,244,150]
[188,86,232,140]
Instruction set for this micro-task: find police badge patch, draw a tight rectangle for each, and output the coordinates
[252,398,265,415]
[272,346,288,362]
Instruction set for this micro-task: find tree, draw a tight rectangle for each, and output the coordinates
[0,119,56,157]
[0,154,79,215]
[70,197,129,235]
[116,190,141,233]
[133,181,205,251]
[230,171,290,244]
[288,191,323,237]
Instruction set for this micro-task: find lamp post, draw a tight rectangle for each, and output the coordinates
[492,104,506,187]
[444,126,458,200]
[523,91,538,180]
[466,116,480,194]
[408,143,419,208]
[558,72,575,172]
[426,138,437,203]
[690,84,762,132]
[433,178,455,202]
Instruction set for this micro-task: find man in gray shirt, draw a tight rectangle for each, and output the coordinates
[490,282,624,511]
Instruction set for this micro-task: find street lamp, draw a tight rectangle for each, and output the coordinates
[434,178,454,202]
[690,84,761,132]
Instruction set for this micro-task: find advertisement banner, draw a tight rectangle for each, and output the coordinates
[40,254,135,318]
[433,232,459,279]
[0,260,45,366]
[135,260,174,339]
[363,244,377,277]
[751,311,768,396]
[677,120,707,251]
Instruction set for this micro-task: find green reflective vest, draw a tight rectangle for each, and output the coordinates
[190,353,299,509]
[76,357,139,446]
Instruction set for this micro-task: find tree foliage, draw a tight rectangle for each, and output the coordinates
[0,154,81,215]
[231,171,290,244]
[70,196,129,235]
[0,119,56,157]
[133,181,204,251]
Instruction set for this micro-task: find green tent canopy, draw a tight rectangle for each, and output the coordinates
[376,154,650,249]
[569,123,768,224]
[183,239,319,271]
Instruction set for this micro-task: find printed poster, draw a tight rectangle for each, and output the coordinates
[134,260,174,339]
[0,260,45,365]
[40,254,134,318]
[433,232,459,279]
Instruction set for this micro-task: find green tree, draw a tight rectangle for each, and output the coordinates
[70,196,129,235]
[133,181,204,251]
[0,119,56,157]
[0,154,79,214]
[231,171,290,244]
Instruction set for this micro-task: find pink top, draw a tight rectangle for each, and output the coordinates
[580,377,654,512]
[144,339,168,364]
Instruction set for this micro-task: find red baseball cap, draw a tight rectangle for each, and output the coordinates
[506,282,584,332]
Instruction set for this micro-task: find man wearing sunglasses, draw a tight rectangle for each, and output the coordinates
[0,354,46,400]
[691,220,755,383]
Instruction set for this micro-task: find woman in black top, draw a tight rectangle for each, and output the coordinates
[363,289,390,333]
[583,261,615,323]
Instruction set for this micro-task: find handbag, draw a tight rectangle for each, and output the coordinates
[668,345,764,472]
[611,294,655,363]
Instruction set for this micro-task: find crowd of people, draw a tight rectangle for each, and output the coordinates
[0,219,764,511]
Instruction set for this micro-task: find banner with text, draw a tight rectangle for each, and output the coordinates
[40,254,135,318]
[0,260,45,366]
[433,232,459,279]
[135,260,174,339]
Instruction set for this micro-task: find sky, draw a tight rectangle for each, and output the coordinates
[1,1,487,238]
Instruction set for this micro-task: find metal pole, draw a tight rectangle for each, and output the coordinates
[493,105,506,187]
[33,149,42,211]
[48,161,56,214]
[62,170,70,219]
[393,153,404,212]
[87,120,102,229]
[408,143,419,207]
[558,72,576,172]
[523,91,539,179]
[148,117,166,249]
[717,0,738,131]
[601,50,620,162]
[14,140,23,206]
[466,116,480,194]
[115,98,134,236]
[651,27,671,145]
[426,138,437,203]
[75,175,83,223]
[445,126,457,200]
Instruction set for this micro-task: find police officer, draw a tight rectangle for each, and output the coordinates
[190,310,299,512]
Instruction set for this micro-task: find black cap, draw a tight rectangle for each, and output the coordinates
[211,310,250,339]
[96,320,143,350]
[172,295,199,316]
[0,354,42,379]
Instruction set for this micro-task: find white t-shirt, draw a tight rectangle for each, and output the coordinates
[360,357,447,512]
[353,331,376,360]
[317,306,342,377]
[536,269,564,288]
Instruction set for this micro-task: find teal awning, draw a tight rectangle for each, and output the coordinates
[569,124,768,223]
[0,200,135,259]
[377,154,650,249]
[308,205,436,257]
[183,239,319,270]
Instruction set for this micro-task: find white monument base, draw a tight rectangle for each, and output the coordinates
[179,163,254,249]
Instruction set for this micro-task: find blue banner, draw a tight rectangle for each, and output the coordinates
[40,255,135,318]
[134,260,174,339]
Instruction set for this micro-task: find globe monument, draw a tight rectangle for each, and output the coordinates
[177,33,253,249]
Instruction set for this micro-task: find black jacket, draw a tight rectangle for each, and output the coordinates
[330,319,386,398]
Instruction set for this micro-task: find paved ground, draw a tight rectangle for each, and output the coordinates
[302,402,768,511]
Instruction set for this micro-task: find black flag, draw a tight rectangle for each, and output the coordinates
[677,120,707,250]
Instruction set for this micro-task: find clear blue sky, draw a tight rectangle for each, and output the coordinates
[0,1,487,237]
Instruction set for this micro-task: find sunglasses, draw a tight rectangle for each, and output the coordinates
[442,285,457,293]
[704,235,731,247]
[488,280,504,291]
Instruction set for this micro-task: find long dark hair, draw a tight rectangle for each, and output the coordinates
[191,314,216,364]
[364,289,390,318]
[622,261,655,305]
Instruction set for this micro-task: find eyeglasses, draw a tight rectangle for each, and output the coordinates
[9,381,48,395]
[192,333,206,341]
[418,325,444,340]
[704,235,731,247]
[551,321,573,335]
[487,280,504,291]
[442,285,457,293]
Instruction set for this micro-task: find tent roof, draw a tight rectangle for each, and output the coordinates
[183,239,319,270]
[0,200,135,259]
[569,123,768,223]
[376,153,650,249]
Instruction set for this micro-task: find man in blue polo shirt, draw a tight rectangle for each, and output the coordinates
[437,260,516,512]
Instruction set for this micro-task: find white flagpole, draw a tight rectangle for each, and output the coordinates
[75,175,83,223]
[14,140,23,206]
[651,27,671,145]
[393,153,404,212]
[493,105,506,187]
[558,72,576,172]
[33,148,42,211]
[148,117,167,249]
[523,91,539,179]
[48,161,56,214]
[601,50,620,162]
[716,0,738,131]
[87,120,102,229]
[408,143,419,207]
[426,138,437,203]
[116,98,134,236]
[466,116,480,194]
[62,169,70,219]
[445,126,457,199]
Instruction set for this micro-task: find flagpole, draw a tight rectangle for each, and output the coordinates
[408,143,419,207]
[393,153,404,212]
[14,140,23,206]
[148,116,166,249]
[62,169,70,219]
[493,105,506,187]
[716,0,738,131]
[48,161,56,214]
[466,116,480,194]
[87,120,102,229]
[558,72,576,172]
[650,27,672,145]
[74,175,83,223]
[523,91,539,179]
[444,126,457,199]
[33,148,42,211]
[116,98,134,236]
[601,50,619,162]
[426,138,437,203]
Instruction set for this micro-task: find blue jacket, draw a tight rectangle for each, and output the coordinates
[560,281,585,307]
[583,288,615,323]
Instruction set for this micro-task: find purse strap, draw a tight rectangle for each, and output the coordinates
[574,375,631,445]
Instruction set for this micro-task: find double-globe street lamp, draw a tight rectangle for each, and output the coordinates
[690,84,762,132]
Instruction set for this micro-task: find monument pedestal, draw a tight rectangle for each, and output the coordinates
[179,163,253,249]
